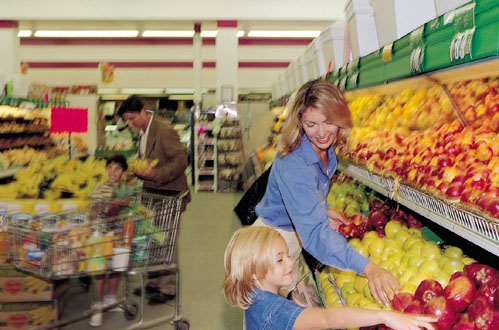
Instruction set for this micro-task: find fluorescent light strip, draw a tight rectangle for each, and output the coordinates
[18,30,32,37]
[247,30,320,38]
[120,88,165,94]
[200,31,245,38]
[34,30,139,37]
[142,30,194,37]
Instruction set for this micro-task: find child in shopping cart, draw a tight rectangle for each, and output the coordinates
[223,226,437,330]
[88,155,130,327]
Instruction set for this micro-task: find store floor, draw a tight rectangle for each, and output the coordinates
[61,190,244,330]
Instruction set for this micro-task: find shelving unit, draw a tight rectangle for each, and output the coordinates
[217,118,244,192]
[193,115,217,192]
[337,159,499,256]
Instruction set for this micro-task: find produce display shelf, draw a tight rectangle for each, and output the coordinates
[0,167,20,179]
[338,160,499,257]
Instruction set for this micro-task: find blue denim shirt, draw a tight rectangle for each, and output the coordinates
[246,289,305,330]
[255,135,370,274]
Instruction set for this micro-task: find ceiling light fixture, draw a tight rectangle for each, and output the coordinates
[34,30,139,37]
[142,30,194,37]
[18,30,32,37]
[247,30,320,38]
[200,31,245,38]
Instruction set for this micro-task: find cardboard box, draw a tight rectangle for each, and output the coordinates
[318,23,346,72]
[0,300,59,329]
[371,0,437,47]
[345,0,379,59]
[0,267,53,303]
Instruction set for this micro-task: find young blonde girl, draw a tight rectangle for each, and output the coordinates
[223,226,436,330]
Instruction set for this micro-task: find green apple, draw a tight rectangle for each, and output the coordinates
[363,283,374,301]
[444,246,463,259]
[421,243,441,260]
[418,259,441,275]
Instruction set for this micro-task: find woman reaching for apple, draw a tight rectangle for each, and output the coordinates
[254,79,401,307]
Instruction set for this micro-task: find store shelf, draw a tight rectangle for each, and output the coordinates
[337,159,499,257]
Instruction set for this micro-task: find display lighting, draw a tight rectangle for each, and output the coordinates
[247,30,320,38]
[34,30,139,37]
[141,30,194,37]
[17,30,32,37]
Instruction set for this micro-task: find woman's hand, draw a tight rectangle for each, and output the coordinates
[381,311,437,330]
[364,262,401,306]
[326,208,349,231]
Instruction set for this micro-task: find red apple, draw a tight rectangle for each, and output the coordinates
[369,210,388,228]
[407,215,423,228]
[392,292,416,312]
[370,199,383,211]
[376,226,386,238]
[404,300,424,315]
[446,183,464,201]
[415,279,444,305]
[495,286,499,309]
[443,274,476,312]
[474,277,499,305]
[424,296,457,330]
[464,263,498,287]
[452,313,474,330]
[450,272,465,282]
[339,223,353,237]
[467,298,498,330]
[487,199,499,217]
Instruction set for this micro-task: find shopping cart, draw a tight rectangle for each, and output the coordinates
[7,191,190,330]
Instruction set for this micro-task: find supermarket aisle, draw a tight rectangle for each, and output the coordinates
[61,190,244,329]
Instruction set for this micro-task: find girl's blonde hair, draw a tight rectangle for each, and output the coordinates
[279,79,352,157]
[223,226,282,309]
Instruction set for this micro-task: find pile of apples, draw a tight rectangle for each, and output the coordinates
[391,262,498,330]
[344,75,499,218]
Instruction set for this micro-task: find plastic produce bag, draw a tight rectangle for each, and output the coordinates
[233,165,272,226]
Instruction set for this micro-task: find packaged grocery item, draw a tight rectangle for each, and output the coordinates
[0,266,53,302]
[86,231,106,273]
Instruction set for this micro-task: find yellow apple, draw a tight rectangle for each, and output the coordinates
[408,256,425,269]
[408,228,423,237]
[400,251,418,266]
[442,259,465,275]
[400,283,417,295]
[444,246,463,259]
[336,273,356,289]
[354,276,368,293]
[460,257,476,265]
[363,302,382,310]
[399,268,418,284]
[438,256,451,268]
[395,230,412,244]
[385,220,406,239]
[326,294,344,307]
[404,236,423,251]
[363,231,379,240]
[362,237,377,250]
[341,282,356,299]
[387,251,404,266]
[385,240,403,254]
[408,272,431,287]
[379,260,394,271]
[408,241,425,255]
[368,237,386,257]
[319,271,329,283]
[355,297,372,307]
[432,271,451,288]
[418,259,441,275]
[421,243,442,260]
[346,292,363,307]
[349,238,363,251]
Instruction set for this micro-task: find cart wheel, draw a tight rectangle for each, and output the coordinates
[124,304,138,320]
[174,320,189,330]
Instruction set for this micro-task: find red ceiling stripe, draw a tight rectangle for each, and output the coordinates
[239,38,313,46]
[0,20,18,28]
[26,61,290,69]
[217,20,238,28]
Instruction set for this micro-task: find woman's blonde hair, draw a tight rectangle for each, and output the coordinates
[223,226,282,309]
[279,79,352,157]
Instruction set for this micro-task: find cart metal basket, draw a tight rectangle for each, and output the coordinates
[7,191,189,330]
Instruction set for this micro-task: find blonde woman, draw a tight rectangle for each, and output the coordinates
[223,226,436,330]
[254,80,400,306]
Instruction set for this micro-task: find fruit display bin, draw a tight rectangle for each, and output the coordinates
[338,159,499,256]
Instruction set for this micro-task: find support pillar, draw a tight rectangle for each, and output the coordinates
[193,23,202,107]
[0,21,20,80]
[216,20,238,103]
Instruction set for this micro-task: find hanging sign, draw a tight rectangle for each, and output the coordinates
[99,62,115,84]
